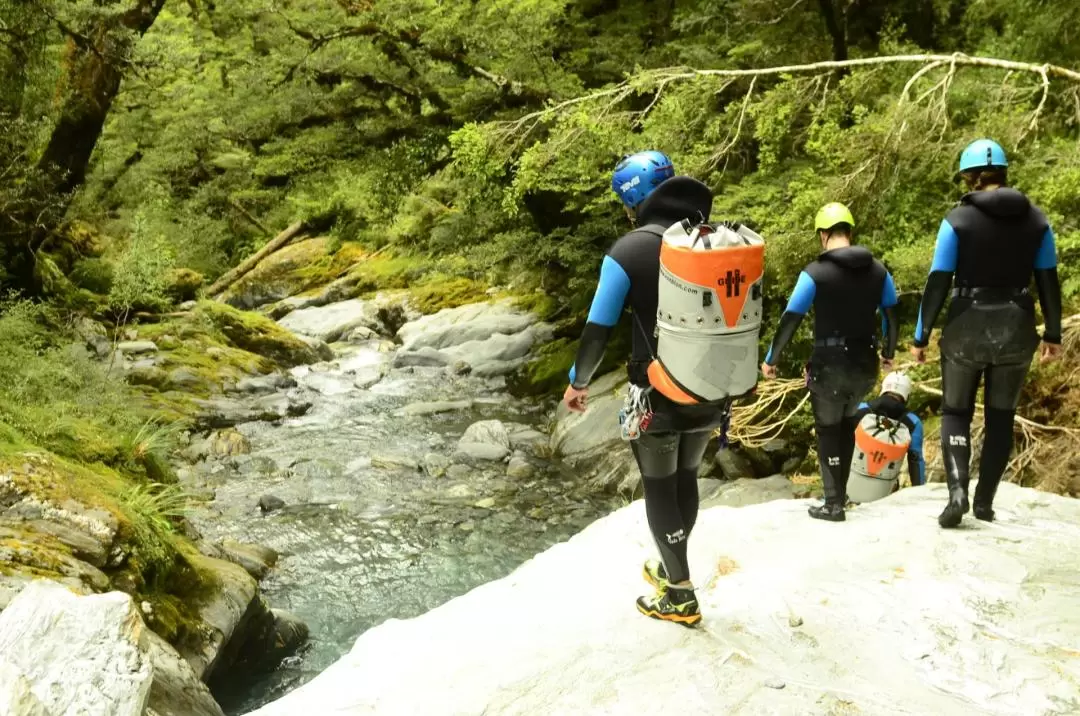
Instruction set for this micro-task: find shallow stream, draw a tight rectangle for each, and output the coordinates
[182,339,620,714]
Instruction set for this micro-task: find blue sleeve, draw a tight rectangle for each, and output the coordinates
[881,272,898,308]
[784,271,816,315]
[858,402,869,410]
[1034,226,1058,270]
[908,415,926,486]
[929,220,959,272]
[585,255,630,327]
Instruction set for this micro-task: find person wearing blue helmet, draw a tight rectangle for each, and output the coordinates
[562,150,727,628]
[911,138,1063,528]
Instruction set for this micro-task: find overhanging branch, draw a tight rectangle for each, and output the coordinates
[500,53,1080,134]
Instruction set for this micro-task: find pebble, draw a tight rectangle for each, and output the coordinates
[474,498,496,509]
[765,678,786,690]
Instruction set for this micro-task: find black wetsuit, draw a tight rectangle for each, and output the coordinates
[569,176,728,584]
[914,187,1062,520]
[763,247,899,507]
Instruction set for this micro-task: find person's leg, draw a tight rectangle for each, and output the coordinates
[675,429,713,534]
[632,431,702,627]
[839,392,871,504]
[973,362,1031,521]
[939,358,982,528]
[810,392,848,521]
[630,432,685,581]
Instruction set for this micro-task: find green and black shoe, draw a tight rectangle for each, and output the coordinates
[642,559,669,591]
[636,585,702,628]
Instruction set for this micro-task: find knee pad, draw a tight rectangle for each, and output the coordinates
[942,404,976,420]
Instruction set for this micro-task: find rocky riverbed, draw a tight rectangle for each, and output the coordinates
[174,296,623,713]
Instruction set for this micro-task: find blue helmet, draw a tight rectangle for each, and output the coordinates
[611,151,674,209]
[959,139,1008,173]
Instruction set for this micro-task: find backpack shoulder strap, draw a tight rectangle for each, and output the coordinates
[635,223,668,238]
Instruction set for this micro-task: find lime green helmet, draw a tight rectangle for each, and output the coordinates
[814,202,855,232]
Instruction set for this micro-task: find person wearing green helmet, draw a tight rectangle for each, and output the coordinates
[761,202,899,521]
[911,138,1062,528]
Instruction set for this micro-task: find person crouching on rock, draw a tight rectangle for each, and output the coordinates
[562,151,732,628]
[846,371,926,503]
[760,203,899,522]
[910,139,1063,528]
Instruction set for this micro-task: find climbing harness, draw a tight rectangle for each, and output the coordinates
[619,384,654,441]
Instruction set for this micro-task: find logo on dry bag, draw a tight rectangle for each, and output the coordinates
[717,269,748,298]
[855,420,909,477]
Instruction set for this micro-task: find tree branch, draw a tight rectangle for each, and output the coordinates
[499,53,1080,135]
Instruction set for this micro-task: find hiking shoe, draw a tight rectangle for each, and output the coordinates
[636,586,702,628]
[808,502,845,522]
[938,489,970,529]
[972,503,995,522]
[642,559,669,591]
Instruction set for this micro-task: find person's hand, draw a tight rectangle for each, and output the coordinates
[881,356,894,371]
[562,384,589,413]
[910,345,926,364]
[761,361,777,380]
[1039,341,1063,364]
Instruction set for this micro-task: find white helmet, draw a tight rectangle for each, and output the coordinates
[881,371,913,401]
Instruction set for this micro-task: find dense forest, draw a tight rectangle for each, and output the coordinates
[2,1,1080,483]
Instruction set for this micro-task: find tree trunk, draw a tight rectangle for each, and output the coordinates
[37,0,167,198]
[0,0,167,296]
[817,0,848,65]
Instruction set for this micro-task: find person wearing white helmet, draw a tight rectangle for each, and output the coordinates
[850,371,926,493]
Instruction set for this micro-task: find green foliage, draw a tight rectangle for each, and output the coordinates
[0,299,159,468]
[107,200,178,314]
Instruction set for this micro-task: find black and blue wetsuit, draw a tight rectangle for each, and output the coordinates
[569,176,727,585]
[853,394,926,487]
[913,187,1062,522]
[764,247,899,508]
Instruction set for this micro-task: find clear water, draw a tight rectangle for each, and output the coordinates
[183,342,620,714]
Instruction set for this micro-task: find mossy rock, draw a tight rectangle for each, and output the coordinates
[218,237,367,309]
[69,257,115,295]
[0,431,216,649]
[165,268,205,303]
[195,301,321,368]
[408,277,488,314]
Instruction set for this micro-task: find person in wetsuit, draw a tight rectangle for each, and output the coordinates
[911,139,1062,528]
[761,202,899,522]
[851,371,926,491]
[562,151,728,627]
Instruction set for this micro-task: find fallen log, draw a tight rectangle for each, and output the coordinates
[206,220,306,299]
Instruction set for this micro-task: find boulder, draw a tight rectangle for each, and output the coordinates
[397,300,537,352]
[454,420,511,463]
[141,629,225,716]
[247,483,1080,716]
[506,454,535,479]
[713,448,755,480]
[231,374,298,395]
[217,539,279,581]
[699,475,797,509]
[210,429,252,457]
[0,581,153,716]
[277,298,381,344]
[549,371,639,493]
